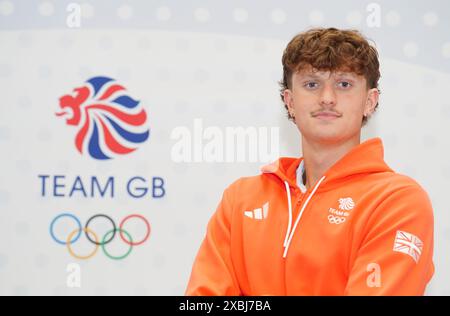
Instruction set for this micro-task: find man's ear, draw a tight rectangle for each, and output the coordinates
[283,89,294,112]
[364,88,379,115]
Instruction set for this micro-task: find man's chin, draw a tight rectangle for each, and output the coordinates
[302,129,349,145]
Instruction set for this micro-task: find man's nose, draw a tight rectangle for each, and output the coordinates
[319,84,337,107]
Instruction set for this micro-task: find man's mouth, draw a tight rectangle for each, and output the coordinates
[313,111,341,120]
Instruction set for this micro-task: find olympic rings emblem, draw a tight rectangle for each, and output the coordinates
[327,214,346,225]
[50,213,151,260]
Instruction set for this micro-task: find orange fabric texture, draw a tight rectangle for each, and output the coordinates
[185,138,434,296]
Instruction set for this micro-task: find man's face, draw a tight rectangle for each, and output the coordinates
[283,68,379,145]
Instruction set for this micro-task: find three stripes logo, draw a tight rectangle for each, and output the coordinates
[244,202,269,220]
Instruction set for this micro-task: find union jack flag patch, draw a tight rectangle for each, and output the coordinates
[393,230,423,264]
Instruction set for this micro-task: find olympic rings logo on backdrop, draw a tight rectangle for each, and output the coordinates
[50,213,151,260]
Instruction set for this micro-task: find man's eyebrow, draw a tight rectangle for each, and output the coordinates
[297,73,323,80]
[296,72,358,80]
[334,72,358,78]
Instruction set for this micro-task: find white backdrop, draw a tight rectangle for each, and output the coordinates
[0,0,449,295]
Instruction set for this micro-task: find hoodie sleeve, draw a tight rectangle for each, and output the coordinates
[185,183,241,296]
[344,184,434,296]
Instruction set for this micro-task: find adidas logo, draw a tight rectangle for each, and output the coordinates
[244,202,269,220]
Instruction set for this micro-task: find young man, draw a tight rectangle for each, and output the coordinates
[185,28,434,295]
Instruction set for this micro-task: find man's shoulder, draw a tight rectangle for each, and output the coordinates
[381,172,428,195]
[372,172,433,217]
[225,174,267,193]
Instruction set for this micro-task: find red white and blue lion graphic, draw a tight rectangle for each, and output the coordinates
[56,77,150,160]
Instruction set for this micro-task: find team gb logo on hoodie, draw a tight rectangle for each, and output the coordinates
[328,197,355,225]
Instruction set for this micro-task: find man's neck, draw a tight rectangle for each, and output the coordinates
[301,134,361,190]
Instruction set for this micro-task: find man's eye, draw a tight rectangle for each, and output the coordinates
[304,82,318,89]
[338,81,352,88]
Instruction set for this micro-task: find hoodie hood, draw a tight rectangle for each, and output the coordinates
[261,137,394,192]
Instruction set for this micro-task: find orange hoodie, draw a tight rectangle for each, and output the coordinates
[185,138,434,296]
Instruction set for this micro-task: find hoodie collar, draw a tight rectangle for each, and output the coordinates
[261,137,393,192]
[296,160,307,194]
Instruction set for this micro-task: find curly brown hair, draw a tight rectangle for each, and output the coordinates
[279,27,380,126]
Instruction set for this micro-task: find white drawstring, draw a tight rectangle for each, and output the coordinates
[282,176,326,258]
[283,181,293,248]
